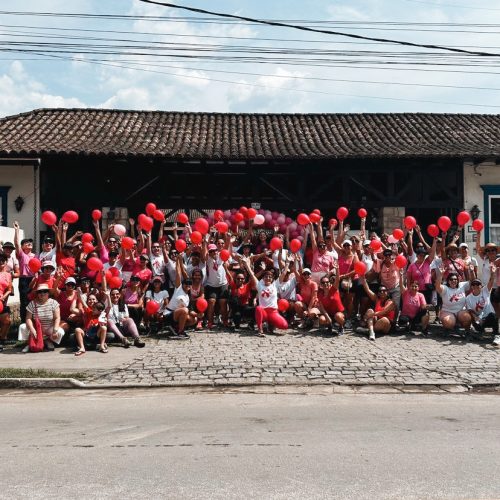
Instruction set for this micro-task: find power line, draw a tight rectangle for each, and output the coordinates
[402,0,500,11]
[137,0,500,58]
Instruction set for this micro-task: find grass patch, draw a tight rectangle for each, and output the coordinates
[0,368,87,379]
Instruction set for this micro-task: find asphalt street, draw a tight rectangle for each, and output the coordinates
[0,389,499,499]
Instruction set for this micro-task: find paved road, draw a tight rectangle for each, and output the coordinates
[87,330,500,387]
[0,390,499,499]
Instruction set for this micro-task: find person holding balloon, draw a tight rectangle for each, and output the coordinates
[308,221,336,285]
[375,248,402,313]
[52,276,82,334]
[398,270,430,334]
[335,238,359,328]
[277,253,299,323]
[406,237,437,305]
[143,277,169,335]
[317,267,346,335]
[241,257,288,337]
[13,221,36,322]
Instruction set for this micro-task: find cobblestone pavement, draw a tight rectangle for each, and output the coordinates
[86,328,500,387]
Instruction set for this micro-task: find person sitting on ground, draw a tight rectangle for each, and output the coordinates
[294,267,320,329]
[241,256,288,337]
[360,277,396,341]
[144,276,169,333]
[398,270,430,334]
[122,275,144,329]
[317,267,346,335]
[105,286,145,348]
[435,267,472,334]
[466,266,499,345]
[18,284,65,352]
[74,286,108,356]
[277,253,298,325]
[53,276,81,334]
[163,254,197,338]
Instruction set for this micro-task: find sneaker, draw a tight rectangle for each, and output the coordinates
[345,319,352,330]
[196,321,203,331]
[134,338,145,348]
[493,335,500,346]
[297,321,307,330]
[121,338,131,348]
[138,322,147,333]
[337,326,344,336]
[44,340,55,351]
[369,330,376,341]
[166,325,178,338]
[207,322,214,330]
[22,345,30,353]
[177,331,190,340]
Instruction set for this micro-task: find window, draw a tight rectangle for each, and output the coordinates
[489,195,500,244]
[0,187,10,227]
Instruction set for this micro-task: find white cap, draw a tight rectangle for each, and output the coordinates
[342,240,352,246]
[362,240,370,246]
[302,268,312,274]
[65,277,76,285]
[459,243,468,248]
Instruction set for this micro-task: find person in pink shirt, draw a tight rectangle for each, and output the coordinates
[13,221,35,322]
[398,271,430,334]
[406,238,436,304]
[376,248,401,310]
[308,221,336,284]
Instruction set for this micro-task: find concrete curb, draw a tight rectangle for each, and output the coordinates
[0,378,498,393]
[0,378,86,389]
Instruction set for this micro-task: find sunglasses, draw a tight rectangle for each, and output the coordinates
[36,290,49,294]
[320,281,329,285]
[486,249,496,253]
[378,289,387,293]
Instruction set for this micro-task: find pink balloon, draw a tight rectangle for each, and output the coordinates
[277,215,286,225]
[114,224,126,236]
[254,214,265,225]
[265,213,273,222]
[289,222,298,231]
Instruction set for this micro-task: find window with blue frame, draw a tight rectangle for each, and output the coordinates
[481,185,500,244]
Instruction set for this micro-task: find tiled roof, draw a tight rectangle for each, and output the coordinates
[0,108,499,160]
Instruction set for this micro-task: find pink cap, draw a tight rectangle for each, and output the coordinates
[208,244,217,251]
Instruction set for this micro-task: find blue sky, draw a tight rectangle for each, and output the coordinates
[1,0,500,115]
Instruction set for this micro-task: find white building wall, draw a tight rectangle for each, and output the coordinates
[463,160,500,249]
[0,163,39,247]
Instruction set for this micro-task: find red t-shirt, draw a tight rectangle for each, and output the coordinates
[230,282,252,306]
[318,287,344,314]
[56,252,76,282]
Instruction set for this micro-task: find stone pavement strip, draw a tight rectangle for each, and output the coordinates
[86,330,500,387]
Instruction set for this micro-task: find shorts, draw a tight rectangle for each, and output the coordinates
[204,284,230,300]
[85,326,100,339]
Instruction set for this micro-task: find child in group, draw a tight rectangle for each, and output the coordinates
[74,291,108,356]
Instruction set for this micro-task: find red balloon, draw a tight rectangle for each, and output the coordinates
[194,218,209,235]
[336,207,349,221]
[91,209,102,221]
[239,206,248,217]
[290,238,302,253]
[457,211,470,227]
[196,297,208,313]
[145,202,157,217]
[278,298,289,313]
[309,212,321,223]
[82,232,93,243]
[427,224,440,238]
[82,242,94,254]
[370,239,382,252]
[472,219,484,232]
[108,276,122,289]
[354,261,367,275]
[392,228,404,241]
[215,221,228,233]
[96,270,112,284]
[395,255,408,269]
[190,231,202,245]
[312,209,321,215]
[153,209,165,222]
[358,208,367,218]
[220,249,230,262]
[437,216,452,233]
[145,300,160,315]
[329,218,338,228]
[138,215,153,232]
[234,212,244,223]
[62,210,79,224]
[175,239,187,252]
[108,266,120,277]
[87,257,103,272]
[28,258,42,273]
[0,301,4,314]
[121,236,134,250]
[247,208,257,220]
[177,213,189,224]
[41,211,57,226]
[213,209,224,221]
[403,216,417,230]
[297,213,310,226]
[270,237,283,251]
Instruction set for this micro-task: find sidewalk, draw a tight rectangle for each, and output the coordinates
[3,328,497,388]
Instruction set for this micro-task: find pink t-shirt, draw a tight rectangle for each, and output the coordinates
[378,260,399,290]
[311,249,336,273]
[407,260,431,291]
[401,290,426,318]
[17,250,35,277]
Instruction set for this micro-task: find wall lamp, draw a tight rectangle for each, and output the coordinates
[470,204,481,221]
[14,196,24,212]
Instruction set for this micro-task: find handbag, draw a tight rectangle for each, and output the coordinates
[28,303,44,353]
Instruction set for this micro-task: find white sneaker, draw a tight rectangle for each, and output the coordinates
[493,335,500,346]
[369,330,376,341]
[21,345,29,353]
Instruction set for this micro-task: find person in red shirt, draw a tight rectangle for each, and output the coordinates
[74,291,108,356]
[56,242,76,285]
[27,261,59,301]
[360,277,396,341]
[317,271,346,335]
[295,267,320,329]
[225,258,255,330]
[132,254,153,294]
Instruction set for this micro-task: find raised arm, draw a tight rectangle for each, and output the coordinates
[360,276,376,302]
[241,256,258,288]
[399,268,407,295]
[93,219,105,251]
[13,221,21,254]
[415,225,431,252]
[309,222,317,251]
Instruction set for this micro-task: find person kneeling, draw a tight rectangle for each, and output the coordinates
[74,292,108,356]
[317,271,346,335]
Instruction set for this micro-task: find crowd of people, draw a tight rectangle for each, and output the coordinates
[0,204,499,355]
